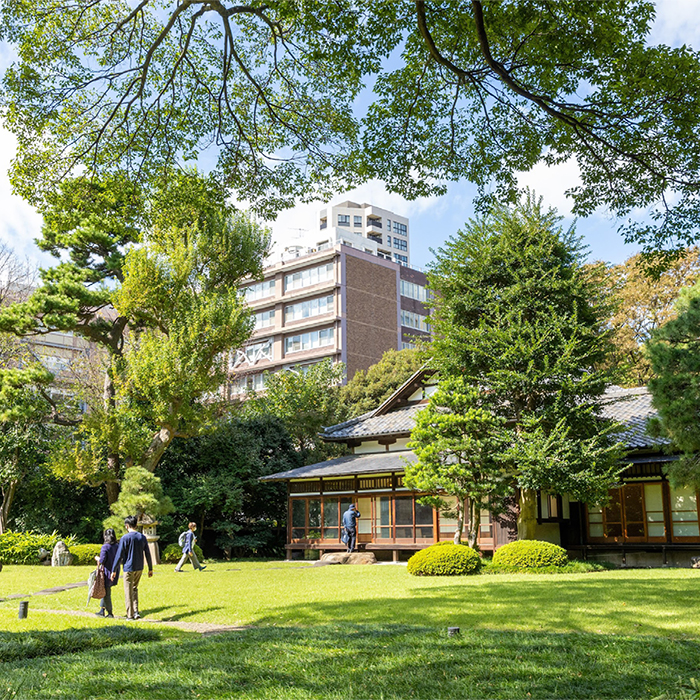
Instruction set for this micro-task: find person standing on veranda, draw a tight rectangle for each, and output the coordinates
[342,504,361,554]
[110,515,153,620]
[175,522,206,572]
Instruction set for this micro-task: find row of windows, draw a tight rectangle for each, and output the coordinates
[285,295,334,322]
[254,309,275,330]
[284,263,334,292]
[401,310,429,332]
[230,372,267,395]
[284,328,335,354]
[587,483,700,540]
[394,253,408,266]
[389,236,408,251]
[244,279,275,301]
[400,280,428,302]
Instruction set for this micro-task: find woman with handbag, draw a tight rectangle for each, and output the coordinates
[95,528,119,618]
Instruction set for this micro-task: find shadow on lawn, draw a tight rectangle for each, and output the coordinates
[2,624,699,699]
[255,574,700,637]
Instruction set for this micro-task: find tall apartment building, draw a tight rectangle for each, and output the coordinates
[229,202,428,395]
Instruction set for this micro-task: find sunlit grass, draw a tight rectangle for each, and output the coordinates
[1,563,700,698]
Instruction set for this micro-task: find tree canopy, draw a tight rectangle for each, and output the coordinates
[0,171,270,504]
[647,282,700,490]
[340,348,424,418]
[602,248,700,387]
[2,1,700,251]
[427,194,625,532]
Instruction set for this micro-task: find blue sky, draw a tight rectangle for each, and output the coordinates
[1,0,698,271]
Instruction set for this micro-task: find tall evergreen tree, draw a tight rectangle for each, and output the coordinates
[647,282,700,489]
[427,194,625,536]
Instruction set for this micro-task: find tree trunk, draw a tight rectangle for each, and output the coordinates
[518,489,539,540]
[105,479,120,506]
[0,479,18,535]
[453,498,465,544]
[466,497,481,550]
[142,425,175,472]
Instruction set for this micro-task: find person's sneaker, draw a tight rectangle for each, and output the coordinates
[133,614,141,620]
[199,565,207,571]
[106,614,114,618]
[95,609,105,617]
[174,568,182,572]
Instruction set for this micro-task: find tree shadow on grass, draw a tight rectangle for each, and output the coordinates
[1,624,698,699]
[255,574,700,637]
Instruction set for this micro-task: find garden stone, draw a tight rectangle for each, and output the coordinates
[346,553,376,565]
[38,548,51,562]
[691,556,700,569]
[320,553,350,564]
[51,541,73,567]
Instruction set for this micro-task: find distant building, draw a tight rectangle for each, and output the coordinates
[229,202,429,396]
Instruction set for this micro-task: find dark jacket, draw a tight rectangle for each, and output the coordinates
[99,542,119,586]
[113,530,153,573]
[342,508,361,530]
[182,530,196,554]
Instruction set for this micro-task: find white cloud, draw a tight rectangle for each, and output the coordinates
[516,158,582,218]
[0,130,45,264]
[649,0,700,47]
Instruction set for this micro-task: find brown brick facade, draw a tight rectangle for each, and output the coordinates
[344,253,399,379]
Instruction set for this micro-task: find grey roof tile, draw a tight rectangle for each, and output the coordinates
[322,404,423,440]
[600,386,667,450]
[261,450,418,481]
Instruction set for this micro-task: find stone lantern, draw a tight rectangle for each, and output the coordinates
[138,514,161,565]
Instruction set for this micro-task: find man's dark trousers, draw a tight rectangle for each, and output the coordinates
[345,527,357,553]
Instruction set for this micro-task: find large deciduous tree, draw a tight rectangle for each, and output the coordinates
[244,359,346,463]
[405,378,510,548]
[3,2,700,251]
[647,282,700,490]
[0,171,270,504]
[340,348,424,418]
[601,249,700,387]
[428,194,625,536]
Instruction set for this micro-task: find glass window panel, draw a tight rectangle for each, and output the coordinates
[627,523,645,538]
[395,498,414,526]
[323,499,339,527]
[648,524,665,537]
[323,528,339,540]
[395,527,414,539]
[673,511,698,522]
[357,497,372,534]
[647,513,665,522]
[292,500,306,528]
[588,513,603,523]
[380,497,392,526]
[308,499,321,528]
[417,526,433,538]
[605,490,622,522]
[415,501,433,525]
[589,524,604,537]
[674,523,700,537]
[644,483,664,511]
[540,493,549,519]
[624,485,645,522]
[606,523,623,537]
[291,528,306,539]
[548,496,559,518]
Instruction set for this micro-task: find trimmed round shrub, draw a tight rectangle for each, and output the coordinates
[70,544,103,566]
[492,540,568,569]
[161,543,204,564]
[407,543,482,576]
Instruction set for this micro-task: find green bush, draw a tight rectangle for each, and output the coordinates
[69,544,103,566]
[492,540,568,569]
[161,542,204,564]
[407,543,482,576]
[0,530,78,565]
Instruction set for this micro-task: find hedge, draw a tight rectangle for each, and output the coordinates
[407,542,482,576]
[69,544,103,566]
[161,543,204,564]
[492,540,568,569]
[0,531,77,565]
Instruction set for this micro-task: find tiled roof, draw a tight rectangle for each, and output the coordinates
[322,404,424,441]
[261,450,418,481]
[323,385,665,448]
[600,386,667,450]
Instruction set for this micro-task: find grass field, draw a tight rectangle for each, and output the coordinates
[1,562,699,698]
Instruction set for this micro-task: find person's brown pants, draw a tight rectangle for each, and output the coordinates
[123,570,143,619]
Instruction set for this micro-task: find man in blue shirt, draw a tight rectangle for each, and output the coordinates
[110,515,153,620]
[342,504,361,554]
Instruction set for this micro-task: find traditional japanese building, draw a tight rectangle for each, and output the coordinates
[262,371,700,566]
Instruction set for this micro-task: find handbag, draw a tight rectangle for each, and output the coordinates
[91,565,106,600]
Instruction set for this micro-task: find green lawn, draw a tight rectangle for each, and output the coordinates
[1,562,699,698]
